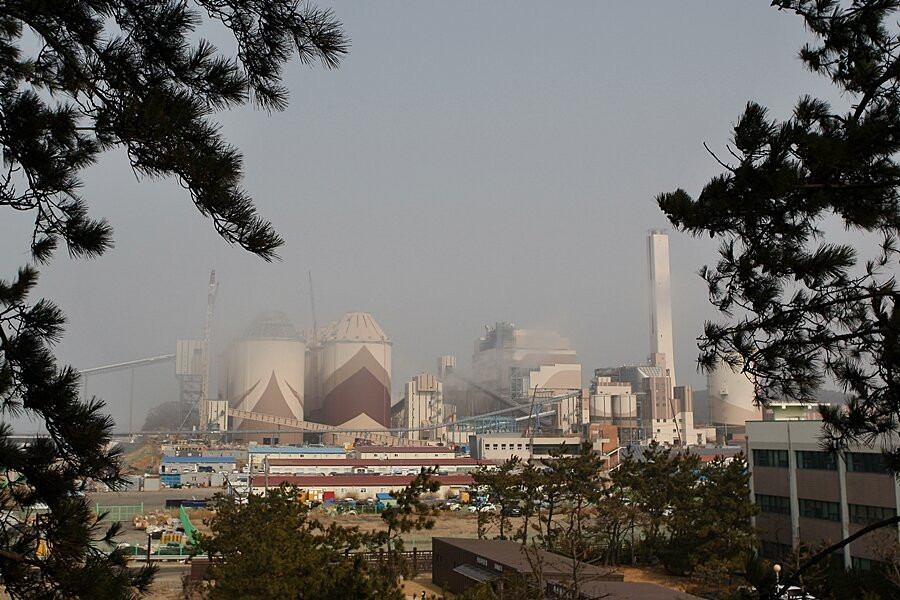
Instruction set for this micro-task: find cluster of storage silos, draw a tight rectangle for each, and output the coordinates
[221,311,306,437]
[589,392,638,421]
[306,312,392,427]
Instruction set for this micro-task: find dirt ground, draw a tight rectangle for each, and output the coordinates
[620,565,692,592]
[315,510,480,548]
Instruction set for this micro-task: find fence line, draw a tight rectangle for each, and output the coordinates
[359,549,433,573]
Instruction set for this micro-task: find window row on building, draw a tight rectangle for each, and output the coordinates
[756,494,897,527]
[849,503,896,525]
[752,449,888,473]
[753,449,788,468]
[796,450,837,471]
[846,452,889,474]
[756,494,790,515]
[799,498,840,521]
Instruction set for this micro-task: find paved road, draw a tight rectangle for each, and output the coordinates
[88,488,221,507]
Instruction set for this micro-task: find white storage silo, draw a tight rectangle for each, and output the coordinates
[611,393,638,420]
[225,311,305,434]
[315,312,391,427]
[707,358,761,426]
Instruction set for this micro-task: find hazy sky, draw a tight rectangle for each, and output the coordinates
[1,2,849,432]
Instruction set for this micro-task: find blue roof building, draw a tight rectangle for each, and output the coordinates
[160,455,236,474]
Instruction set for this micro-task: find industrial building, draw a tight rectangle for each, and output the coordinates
[592,365,701,446]
[250,474,473,500]
[221,311,306,443]
[305,312,392,428]
[588,374,638,433]
[468,322,582,415]
[470,433,583,462]
[354,445,456,460]
[747,420,900,569]
[402,373,445,441]
[265,457,489,476]
[247,445,347,473]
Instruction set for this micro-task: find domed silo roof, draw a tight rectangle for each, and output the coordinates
[322,312,391,344]
[241,310,300,341]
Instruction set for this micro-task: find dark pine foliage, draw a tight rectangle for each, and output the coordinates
[657,0,900,473]
[0,2,347,597]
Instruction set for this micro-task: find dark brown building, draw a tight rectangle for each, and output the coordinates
[432,538,701,600]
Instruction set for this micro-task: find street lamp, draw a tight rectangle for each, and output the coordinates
[773,564,782,599]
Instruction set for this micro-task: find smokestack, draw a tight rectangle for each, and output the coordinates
[648,230,676,390]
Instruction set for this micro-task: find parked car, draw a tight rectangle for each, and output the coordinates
[784,587,817,600]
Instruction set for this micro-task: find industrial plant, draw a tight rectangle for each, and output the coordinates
[78,230,850,595]
[82,230,766,449]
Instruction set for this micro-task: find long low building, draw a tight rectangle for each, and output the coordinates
[353,445,457,460]
[433,538,700,600]
[250,474,474,500]
[160,455,236,474]
[247,445,348,473]
[266,457,491,476]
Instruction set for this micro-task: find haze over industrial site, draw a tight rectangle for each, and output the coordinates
[0,2,848,434]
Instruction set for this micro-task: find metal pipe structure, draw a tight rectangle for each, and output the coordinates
[12,390,579,440]
[78,354,176,430]
[78,354,175,376]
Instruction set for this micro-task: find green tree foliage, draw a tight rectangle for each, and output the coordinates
[660,454,758,579]
[198,487,402,600]
[687,456,758,576]
[611,444,757,579]
[0,2,347,597]
[614,442,700,564]
[537,443,606,599]
[656,0,900,471]
[473,457,524,540]
[379,468,440,580]
[466,446,756,597]
[590,480,641,567]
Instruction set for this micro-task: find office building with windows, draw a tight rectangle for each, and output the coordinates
[746,420,900,569]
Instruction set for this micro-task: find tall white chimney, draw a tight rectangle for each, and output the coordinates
[648,230,676,390]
